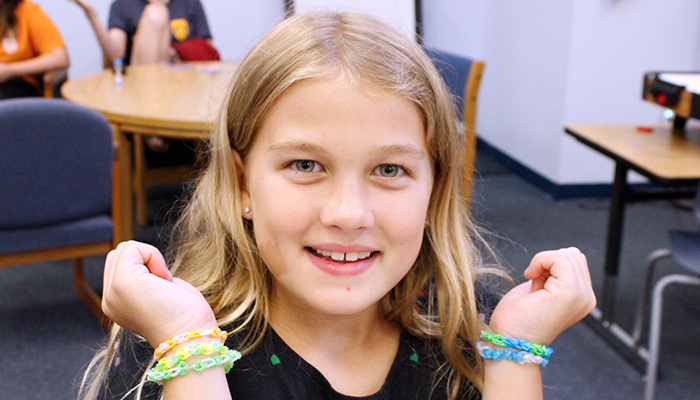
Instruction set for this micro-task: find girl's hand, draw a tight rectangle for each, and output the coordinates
[102,241,217,348]
[488,247,596,345]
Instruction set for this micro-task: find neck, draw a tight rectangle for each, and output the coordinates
[269,294,397,355]
[269,293,402,396]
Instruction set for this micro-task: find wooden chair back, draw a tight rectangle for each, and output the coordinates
[423,48,485,211]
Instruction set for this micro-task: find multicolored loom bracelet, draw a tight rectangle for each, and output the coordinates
[153,327,228,360]
[476,341,549,367]
[480,331,553,358]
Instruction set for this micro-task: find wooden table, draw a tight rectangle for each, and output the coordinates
[62,62,237,238]
[565,123,700,371]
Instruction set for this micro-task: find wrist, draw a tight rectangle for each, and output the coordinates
[85,8,98,22]
[487,321,552,346]
[3,63,18,79]
[150,320,222,353]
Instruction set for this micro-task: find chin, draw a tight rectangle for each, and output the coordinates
[306,288,386,316]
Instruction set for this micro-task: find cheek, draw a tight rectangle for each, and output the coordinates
[377,190,430,260]
[257,239,288,277]
[250,182,313,277]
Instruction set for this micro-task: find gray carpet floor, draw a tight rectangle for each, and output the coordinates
[1,150,698,400]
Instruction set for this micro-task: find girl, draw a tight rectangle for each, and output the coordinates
[69,0,214,66]
[0,0,69,99]
[79,11,595,400]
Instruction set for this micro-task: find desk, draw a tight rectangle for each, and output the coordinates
[62,62,237,238]
[565,123,700,371]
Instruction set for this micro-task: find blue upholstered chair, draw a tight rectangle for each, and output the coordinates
[0,98,121,328]
[423,47,485,210]
[631,186,700,400]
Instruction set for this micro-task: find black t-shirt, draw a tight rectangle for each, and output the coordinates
[107,0,212,65]
[99,328,481,400]
[226,328,480,400]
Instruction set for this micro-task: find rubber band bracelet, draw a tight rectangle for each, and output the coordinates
[157,341,229,370]
[480,331,553,358]
[146,342,242,384]
[476,341,549,367]
[154,328,228,360]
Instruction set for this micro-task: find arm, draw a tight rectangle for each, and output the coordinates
[482,248,596,400]
[68,0,127,62]
[103,241,233,399]
[0,47,69,83]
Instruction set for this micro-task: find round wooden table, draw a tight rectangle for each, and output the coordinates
[62,62,238,237]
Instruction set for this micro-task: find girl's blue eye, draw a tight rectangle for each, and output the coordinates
[294,160,318,173]
[375,164,402,177]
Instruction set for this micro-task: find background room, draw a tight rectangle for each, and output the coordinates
[2,0,699,399]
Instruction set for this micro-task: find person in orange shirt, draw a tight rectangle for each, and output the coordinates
[0,0,70,99]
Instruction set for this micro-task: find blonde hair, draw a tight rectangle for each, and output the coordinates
[79,11,503,400]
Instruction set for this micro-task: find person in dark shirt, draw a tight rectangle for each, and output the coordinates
[70,0,212,65]
[70,0,214,154]
[77,11,596,400]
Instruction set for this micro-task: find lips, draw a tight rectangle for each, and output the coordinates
[305,247,378,276]
[312,248,373,262]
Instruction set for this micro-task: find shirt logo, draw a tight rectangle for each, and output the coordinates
[1,35,18,55]
[170,19,190,42]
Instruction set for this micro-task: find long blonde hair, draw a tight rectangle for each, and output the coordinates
[80,11,501,399]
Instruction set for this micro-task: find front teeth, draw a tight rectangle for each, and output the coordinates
[315,249,372,262]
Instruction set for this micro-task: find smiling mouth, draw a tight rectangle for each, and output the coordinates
[306,247,378,263]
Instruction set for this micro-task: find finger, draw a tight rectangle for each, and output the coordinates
[523,250,557,281]
[121,240,172,281]
[529,273,548,292]
[558,247,591,292]
[102,248,117,310]
[103,241,127,295]
[524,248,580,296]
[524,248,580,281]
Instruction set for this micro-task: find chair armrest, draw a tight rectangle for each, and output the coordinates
[43,68,69,98]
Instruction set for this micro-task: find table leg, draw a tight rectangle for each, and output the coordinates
[601,163,629,323]
[133,134,149,226]
[114,125,134,240]
[584,162,649,373]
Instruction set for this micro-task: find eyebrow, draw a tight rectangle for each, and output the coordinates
[268,140,428,161]
[371,144,428,161]
[268,141,329,156]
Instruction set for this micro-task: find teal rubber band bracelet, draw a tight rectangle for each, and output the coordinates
[480,331,553,358]
[476,341,549,368]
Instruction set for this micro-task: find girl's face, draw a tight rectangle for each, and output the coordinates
[241,77,433,320]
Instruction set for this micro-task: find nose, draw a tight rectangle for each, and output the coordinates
[319,176,374,233]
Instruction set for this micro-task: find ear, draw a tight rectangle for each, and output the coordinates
[232,149,252,219]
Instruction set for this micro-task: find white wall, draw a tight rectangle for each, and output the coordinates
[34,0,285,79]
[294,0,414,38]
[424,0,700,185]
[34,0,700,185]
[35,0,414,80]
[559,0,700,183]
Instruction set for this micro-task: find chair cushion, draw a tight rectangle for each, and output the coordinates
[0,215,113,255]
[668,230,700,275]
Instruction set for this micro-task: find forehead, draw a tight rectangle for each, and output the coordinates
[253,77,426,150]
